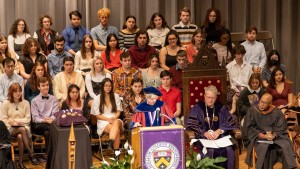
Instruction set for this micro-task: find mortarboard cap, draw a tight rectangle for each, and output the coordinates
[143,86,162,96]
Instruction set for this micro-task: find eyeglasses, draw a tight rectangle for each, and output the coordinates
[18,24,25,27]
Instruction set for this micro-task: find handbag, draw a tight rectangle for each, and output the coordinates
[55,109,88,127]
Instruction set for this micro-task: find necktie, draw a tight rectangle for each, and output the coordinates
[74,29,79,52]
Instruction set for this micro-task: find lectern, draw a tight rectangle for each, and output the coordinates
[131,125,185,169]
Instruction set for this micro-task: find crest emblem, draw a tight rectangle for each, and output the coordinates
[153,150,172,168]
[145,142,179,169]
[201,55,208,65]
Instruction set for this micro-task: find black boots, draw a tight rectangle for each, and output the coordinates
[106,139,114,156]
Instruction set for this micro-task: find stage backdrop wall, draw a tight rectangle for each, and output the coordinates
[0,0,299,92]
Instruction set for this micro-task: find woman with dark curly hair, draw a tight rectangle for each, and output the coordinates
[18,37,47,79]
[24,62,53,103]
[201,8,224,45]
[7,18,31,59]
[33,15,58,56]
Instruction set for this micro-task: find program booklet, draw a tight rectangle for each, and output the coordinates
[257,140,274,144]
[199,135,233,148]
[0,143,11,149]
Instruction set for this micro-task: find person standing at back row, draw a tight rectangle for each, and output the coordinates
[62,10,90,56]
[33,15,58,56]
[172,7,198,48]
[241,25,266,73]
[91,7,118,52]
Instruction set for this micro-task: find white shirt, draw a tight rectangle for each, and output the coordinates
[226,59,253,92]
[241,40,266,68]
[85,72,111,99]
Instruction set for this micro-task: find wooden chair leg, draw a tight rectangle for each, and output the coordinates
[11,145,15,161]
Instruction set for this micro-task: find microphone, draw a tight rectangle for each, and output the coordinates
[156,107,160,125]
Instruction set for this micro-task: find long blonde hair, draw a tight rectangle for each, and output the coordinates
[90,56,106,77]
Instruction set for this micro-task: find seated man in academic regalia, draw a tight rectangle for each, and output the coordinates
[186,85,238,169]
[243,93,297,169]
[131,86,176,128]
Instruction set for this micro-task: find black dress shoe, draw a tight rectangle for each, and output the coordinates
[18,162,27,169]
[29,156,41,165]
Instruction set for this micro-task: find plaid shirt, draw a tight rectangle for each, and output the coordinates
[112,67,141,96]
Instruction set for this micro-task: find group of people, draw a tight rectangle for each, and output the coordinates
[0,5,298,169]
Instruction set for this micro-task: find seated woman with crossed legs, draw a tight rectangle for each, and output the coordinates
[91,78,123,155]
[2,83,40,169]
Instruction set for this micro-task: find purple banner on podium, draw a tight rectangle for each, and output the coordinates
[132,126,185,169]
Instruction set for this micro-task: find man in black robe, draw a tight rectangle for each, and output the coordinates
[243,93,297,169]
[186,85,238,169]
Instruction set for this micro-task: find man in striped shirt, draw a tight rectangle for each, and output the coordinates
[172,7,198,47]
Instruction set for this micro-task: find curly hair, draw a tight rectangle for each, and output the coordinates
[9,18,30,37]
[29,62,52,91]
[202,8,223,30]
[146,12,169,30]
[97,7,110,17]
[22,37,41,57]
[7,83,22,103]
[38,15,53,28]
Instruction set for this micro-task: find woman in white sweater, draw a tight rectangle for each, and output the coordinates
[7,18,31,59]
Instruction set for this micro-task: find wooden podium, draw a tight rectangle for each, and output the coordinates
[131,125,185,169]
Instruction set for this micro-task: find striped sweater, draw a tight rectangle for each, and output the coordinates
[172,22,198,47]
[118,30,138,52]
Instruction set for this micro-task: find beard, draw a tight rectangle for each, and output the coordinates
[56,48,64,53]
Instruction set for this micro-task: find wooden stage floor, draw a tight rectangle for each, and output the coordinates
[21,149,298,169]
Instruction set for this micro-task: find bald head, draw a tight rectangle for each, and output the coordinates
[262,93,273,102]
[258,93,273,111]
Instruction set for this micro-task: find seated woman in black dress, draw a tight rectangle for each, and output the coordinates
[18,37,47,80]
[24,61,53,104]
